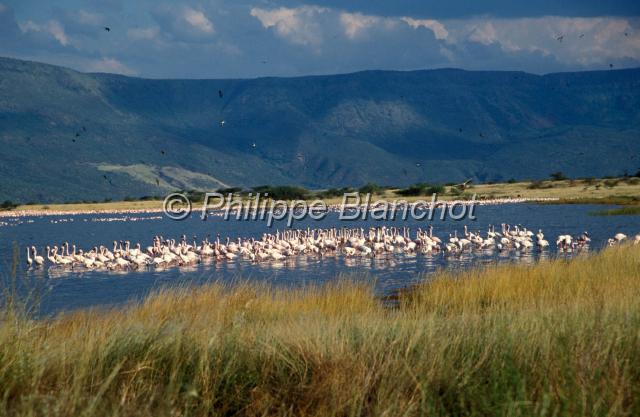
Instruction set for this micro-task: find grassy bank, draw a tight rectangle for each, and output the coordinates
[5,176,640,213]
[592,205,640,216]
[2,246,640,416]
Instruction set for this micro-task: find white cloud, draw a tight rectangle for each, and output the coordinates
[468,22,498,45]
[402,17,449,40]
[127,26,159,40]
[87,58,137,75]
[19,19,70,46]
[340,12,380,39]
[48,20,68,46]
[183,7,214,34]
[453,16,640,65]
[250,6,328,46]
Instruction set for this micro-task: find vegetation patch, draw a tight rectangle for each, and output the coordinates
[2,245,640,416]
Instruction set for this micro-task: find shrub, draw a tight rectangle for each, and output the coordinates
[358,183,384,195]
[550,171,567,181]
[0,200,18,210]
[252,186,309,200]
[528,180,553,190]
[603,179,620,188]
[396,183,444,197]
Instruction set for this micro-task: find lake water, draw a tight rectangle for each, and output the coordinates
[1,203,638,316]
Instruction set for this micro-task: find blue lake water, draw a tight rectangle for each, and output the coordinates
[1,203,638,316]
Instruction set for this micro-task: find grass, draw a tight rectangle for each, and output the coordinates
[7,177,640,213]
[592,206,640,216]
[1,245,640,416]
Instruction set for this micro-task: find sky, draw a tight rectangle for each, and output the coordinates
[1,0,639,79]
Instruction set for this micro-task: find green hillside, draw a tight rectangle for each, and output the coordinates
[1,56,639,202]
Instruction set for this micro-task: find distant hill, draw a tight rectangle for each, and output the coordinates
[1,56,639,203]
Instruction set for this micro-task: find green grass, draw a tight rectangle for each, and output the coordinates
[1,245,640,416]
[592,205,640,215]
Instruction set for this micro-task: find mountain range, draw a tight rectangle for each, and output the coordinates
[1,56,639,203]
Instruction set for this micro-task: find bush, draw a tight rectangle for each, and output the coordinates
[550,171,567,181]
[507,178,517,184]
[252,185,309,200]
[603,179,620,188]
[0,200,18,210]
[358,182,384,195]
[316,187,354,198]
[528,180,554,190]
[396,183,444,197]
[217,187,244,195]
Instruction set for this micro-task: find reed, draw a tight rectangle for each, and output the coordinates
[1,245,639,416]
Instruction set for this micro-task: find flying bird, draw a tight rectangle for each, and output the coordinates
[160,150,165,155]
[156,178,160,187]
[556,35,564,42]
[218,90,223,98]
[455,179,473,190]
[220,120,226,127]
[251,142,256,148]
[479,132,485,138]
[104,27,111,32]
[579,34,585,39]
[609,63,614,69]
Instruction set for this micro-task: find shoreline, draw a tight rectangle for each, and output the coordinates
[0,197,562,218]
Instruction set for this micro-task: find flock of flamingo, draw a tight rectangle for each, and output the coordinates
[26,224,640,271]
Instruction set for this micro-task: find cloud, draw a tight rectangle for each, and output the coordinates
[87,57,137,75]
[339,12,380,39]
[401,17,449,40]
[150,4,216,42]
[127,26,159,41]
[2,0,639,79]
[19,19,70,46]
[453,16,640,66]
[250,6,328,46]
[183,7,215,34]
[48,20,69,46]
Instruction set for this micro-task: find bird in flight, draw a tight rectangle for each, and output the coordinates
[556,35,564,42]
[251,142,256,148]
[218,90,223,98]
[579,34,585,39]
[220,120,226,127]
[104,27,111,32]
[160,150,166,155]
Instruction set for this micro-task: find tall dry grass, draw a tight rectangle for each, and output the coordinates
[1,245,639,417]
